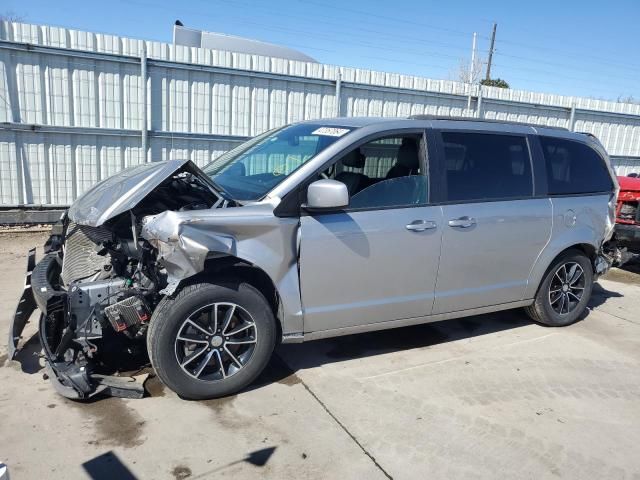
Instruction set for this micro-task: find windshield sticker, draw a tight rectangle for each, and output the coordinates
[311,127,351,137]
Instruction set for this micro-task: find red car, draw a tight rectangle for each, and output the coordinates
[614,175,640,252]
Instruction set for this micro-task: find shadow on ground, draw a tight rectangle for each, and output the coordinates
[262,281,628,385]
[81,447,278,480]
[590,282,624,309]
[274,309,529,377]
[83,451,137,480]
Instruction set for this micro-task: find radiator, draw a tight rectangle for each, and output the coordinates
[61,222,113,286]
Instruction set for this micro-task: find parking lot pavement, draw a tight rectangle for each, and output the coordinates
[1,232,639,479]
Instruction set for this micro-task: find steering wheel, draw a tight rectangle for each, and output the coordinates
[320,172,329,179]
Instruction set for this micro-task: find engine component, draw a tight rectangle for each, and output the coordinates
[68,277,129,337]
[104,296,151,332]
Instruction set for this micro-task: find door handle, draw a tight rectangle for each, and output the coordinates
[406,220,437,232]
[448,216,476,228]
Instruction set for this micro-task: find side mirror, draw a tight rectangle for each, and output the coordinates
[305,179,349,211]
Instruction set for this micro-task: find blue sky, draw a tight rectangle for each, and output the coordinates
[4,0,639,101]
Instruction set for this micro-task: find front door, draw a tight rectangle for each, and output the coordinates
[299,133,443,334]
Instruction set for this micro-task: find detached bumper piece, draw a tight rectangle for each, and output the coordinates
[8,248,37,360]
[9,250,145,400]
[44,358,146,400]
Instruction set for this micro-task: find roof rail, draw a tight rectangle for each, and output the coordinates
[408,115,569,131]
[577,131,605,146]
[577,131,597,139]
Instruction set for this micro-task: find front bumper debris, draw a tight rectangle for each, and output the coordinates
[9,249,146,400]
[44,356,147,400]
[8,248,36,360]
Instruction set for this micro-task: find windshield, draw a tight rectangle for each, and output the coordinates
[203,123,354,200]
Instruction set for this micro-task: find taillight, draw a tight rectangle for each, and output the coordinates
[608,192,617,222]
[605,191,617,240]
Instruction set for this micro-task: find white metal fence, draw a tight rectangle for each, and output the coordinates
[1,21,639,207]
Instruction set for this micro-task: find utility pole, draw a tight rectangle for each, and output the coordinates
[467,32,477,110]
[469,32,477,84]
[485,22,497,81]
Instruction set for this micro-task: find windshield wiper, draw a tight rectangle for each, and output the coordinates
[209,177,232,200]
[197,172,234,202]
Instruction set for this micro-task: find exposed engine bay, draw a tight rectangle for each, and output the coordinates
[10,161,232,399]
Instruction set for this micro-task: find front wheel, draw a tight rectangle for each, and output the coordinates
[525,250,594,327]
[147,280,276,400]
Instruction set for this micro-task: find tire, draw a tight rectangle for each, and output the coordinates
[525,250,594,327]
[147,280,276,400]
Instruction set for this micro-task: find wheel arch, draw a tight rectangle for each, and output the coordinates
[539,243,596,288]
[525,240,598,299]
[572,243,597,262]
[199,256,285,342]
[524,243,595,326]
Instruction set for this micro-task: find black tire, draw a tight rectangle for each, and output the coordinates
[147,280,276,400]
[525,250,594,327]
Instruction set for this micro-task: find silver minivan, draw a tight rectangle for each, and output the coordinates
[10,117,618,400]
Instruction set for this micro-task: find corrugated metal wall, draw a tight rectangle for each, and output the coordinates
[1,20,639,206]
[611,156,640,176]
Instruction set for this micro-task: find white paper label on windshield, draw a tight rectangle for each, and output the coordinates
[312,127,350,137]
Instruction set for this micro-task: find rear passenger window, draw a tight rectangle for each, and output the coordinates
[442,132,533,202]
[539,137,613,195]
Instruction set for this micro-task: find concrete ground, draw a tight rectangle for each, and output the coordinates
[0,231,639,480]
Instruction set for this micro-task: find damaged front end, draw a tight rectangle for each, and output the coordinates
[9,160,231,399]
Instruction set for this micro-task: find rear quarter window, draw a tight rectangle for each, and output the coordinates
[539,137,613,195]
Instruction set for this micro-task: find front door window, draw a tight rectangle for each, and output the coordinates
[322,134,428,209]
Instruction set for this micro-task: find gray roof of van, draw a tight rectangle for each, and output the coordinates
[299,116,599,146]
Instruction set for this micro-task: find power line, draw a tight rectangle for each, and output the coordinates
[119,0,472,66]
[495,37,640,73]
[209,0,476,54]
[475,15,640,73]
[299,0,490,40]
[203,1,639,96]
[213,18,465,61]
[490,72,635,99]
[491,61,638,89]
[494,51,640,82]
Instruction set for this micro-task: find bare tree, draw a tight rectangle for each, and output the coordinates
[0,10,25,22]
[450,56,484,84]
[618,95,640,105]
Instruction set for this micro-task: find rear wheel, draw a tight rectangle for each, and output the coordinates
[147,280,276,399]
[525,250,594,327]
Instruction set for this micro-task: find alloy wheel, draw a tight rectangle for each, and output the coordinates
[548,262,586,316]
[174,302,257,381]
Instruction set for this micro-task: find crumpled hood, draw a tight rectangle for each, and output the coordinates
[67,160,209,227]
